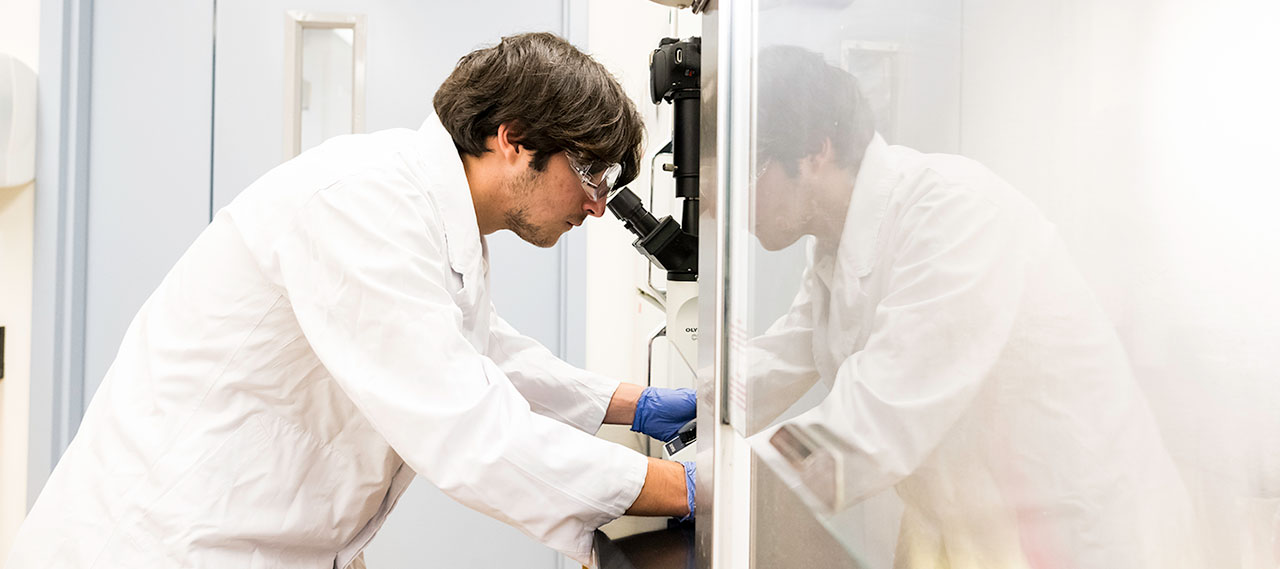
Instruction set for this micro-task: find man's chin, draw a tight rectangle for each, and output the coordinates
[754,231,796,252]
[512,226,563,248]
[531,235,561,248]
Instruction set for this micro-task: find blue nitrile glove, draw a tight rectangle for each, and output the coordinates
[631,387,697,441]
[680,461,696,522]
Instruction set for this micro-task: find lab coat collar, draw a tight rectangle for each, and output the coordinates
[836,133,896,278]
[418,114,484,275]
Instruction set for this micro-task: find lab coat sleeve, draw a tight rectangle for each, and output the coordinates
[267,174,648,564]
[785,184,1029,504]
[487,310,620,434]
[743,262,824,435]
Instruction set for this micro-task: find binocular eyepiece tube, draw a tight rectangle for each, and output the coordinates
[607,187,661,238]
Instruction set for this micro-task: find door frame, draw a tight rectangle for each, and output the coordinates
[28,0,94,509]
[699,1,757,567]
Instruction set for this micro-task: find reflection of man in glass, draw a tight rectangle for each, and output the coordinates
[749,46,1196,569]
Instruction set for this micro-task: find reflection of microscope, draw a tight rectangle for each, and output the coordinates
[608,37,701,454]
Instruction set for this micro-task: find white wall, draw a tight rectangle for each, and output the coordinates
[0,0,39,559]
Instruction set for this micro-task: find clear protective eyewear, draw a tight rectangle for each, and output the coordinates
[567,153,623,202]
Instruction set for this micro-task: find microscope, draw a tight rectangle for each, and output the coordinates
[608,37,701,456]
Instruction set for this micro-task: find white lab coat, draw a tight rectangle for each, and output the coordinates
[750,136,1199,569]
[7,115,648,568]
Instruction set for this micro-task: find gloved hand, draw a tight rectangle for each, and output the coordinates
[631,387,696,441]
[680,461,696,522]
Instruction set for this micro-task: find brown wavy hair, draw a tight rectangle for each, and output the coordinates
[433,32,644,187]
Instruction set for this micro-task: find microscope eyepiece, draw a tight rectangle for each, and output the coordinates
[607,187,697,276]
[608,188,661,238]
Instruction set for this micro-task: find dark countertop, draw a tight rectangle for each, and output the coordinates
[594,521,695,569]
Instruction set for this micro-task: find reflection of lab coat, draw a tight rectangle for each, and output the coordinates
[751,136,1197,569]
[7,115,647,568]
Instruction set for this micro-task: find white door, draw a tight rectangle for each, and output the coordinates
[213,2,584,567]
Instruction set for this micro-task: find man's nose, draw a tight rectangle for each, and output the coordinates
[584,194,607,217]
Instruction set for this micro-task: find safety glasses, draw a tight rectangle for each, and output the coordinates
[567,153,623,202]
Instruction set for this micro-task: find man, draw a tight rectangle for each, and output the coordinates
[746,46,1198,568]
[8,33,694,568]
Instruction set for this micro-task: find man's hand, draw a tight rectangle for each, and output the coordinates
[631,387,697,441]
[625,458,695,519]
[605,384,697,441]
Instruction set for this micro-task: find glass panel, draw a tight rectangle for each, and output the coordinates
[734,1,1280,567]
[299,27,355,153]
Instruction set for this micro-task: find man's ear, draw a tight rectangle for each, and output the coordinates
[493,123,527,166]
[798,137,836,176]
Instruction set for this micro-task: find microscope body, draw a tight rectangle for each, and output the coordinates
[607,36,702,456]
[665,279,698,370]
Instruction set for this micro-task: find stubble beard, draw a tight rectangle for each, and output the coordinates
[505,205,560,248]
[503,169,561,248]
